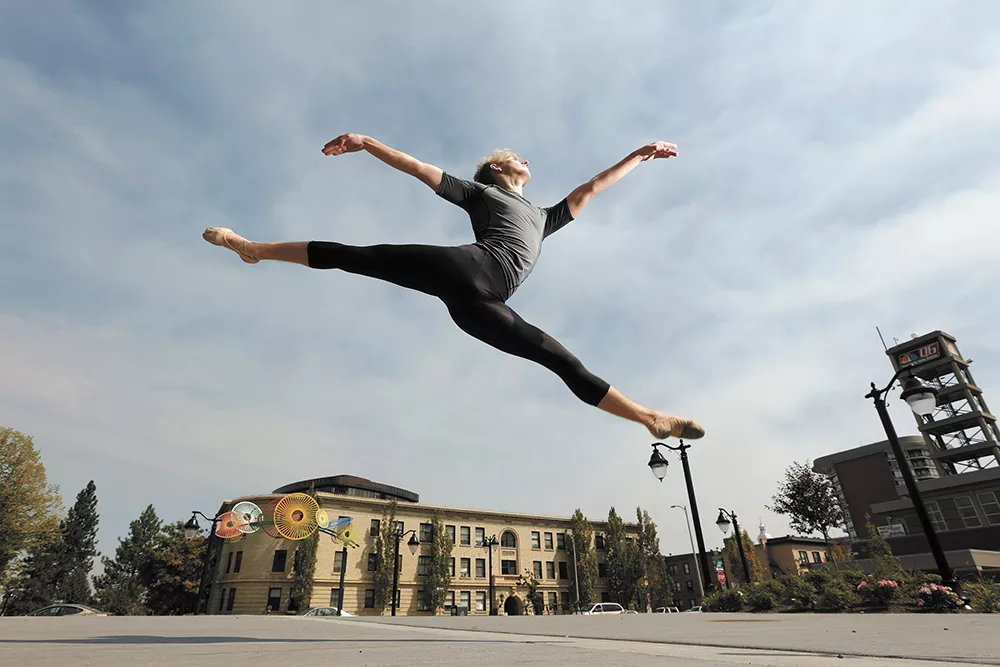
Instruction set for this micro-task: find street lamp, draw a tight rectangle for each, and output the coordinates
[390,528,420,617]
[866,369,967,603]
[481,535,499,615]
[185,511,222,615]
[670,504,703,599]
[716,508,752,585]
[648,441,715,595]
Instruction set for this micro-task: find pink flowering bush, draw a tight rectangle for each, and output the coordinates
[857,577,900,606]
[914,583,962,612]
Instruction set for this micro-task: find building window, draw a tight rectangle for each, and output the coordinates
[546,562,555,580]
[446,525,456,543]
[368,553,379,571]
[417,590,430,612]
[329,588,341,608]
[798,551,809,564]
[460,591,471,610]
[544,532,554,550]
[365,589,375,608]
[501,559,517,575]
[557,533,566,550]
[218,589,226,612]
[476,558,486,578]
[812,551,822,563]
[448,591,456,609]
[560,592,570,610]
[686,580,693,591]
[954,496,983,528]
[272,550,287,573]
[549,592,558,611]
[531,532,541,549]
[533,561,542,578]
[501,531,517,548]
[977,492,1000,525]
[226,551,233,574]
[926,500,948,531]
[598,562,607,578]
[476,591,486,611]
[394,521,404,534]
[460,558,471,579]
[420,523,434,542]
[333,551,345,574]
[234,551,243,573]
[418,555,432,576]
[673,581,681,592]
[370,519,380,536]
[670,564,677,574]
[475,527,485,546]
[225,587,236,612]
[461,526,471,546]
[558,561,568,579]
[595,534,605,550]
[683,562,690,575]
[267,587,281,612]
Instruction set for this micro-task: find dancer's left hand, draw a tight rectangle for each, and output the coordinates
[322,133,365,156]
[636,141,678,161]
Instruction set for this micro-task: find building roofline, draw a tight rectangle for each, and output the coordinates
[271,475,419,503]
[813,435,926,470]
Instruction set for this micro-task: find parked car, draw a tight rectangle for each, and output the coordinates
[299,606,353,617]
[684,606,703,613]
[653,606,680,613]
[624,610,639,614]
[27,604,107,617]
[580,602,625,615]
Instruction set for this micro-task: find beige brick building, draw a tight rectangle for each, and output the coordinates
[206,475,633,616]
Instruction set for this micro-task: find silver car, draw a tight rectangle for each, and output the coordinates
[27,604,108,617]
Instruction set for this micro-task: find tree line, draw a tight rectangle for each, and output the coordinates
[1,426,207,616]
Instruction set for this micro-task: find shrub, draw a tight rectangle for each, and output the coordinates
[780,575,816,611]
[965,581,1000,614]
[745,580,785,612]
[703,587,745,612]
[914,583,963,612]
[815,576,860,612]
[857,576,900,607]
[901,572,942,601]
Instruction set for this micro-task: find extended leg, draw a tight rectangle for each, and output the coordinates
[446,301,704,439]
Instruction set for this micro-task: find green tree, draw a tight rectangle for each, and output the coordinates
[289,485,320,612]
[517,570,545,614]
[371,501,399,614]
[5,539,62,615]
[768,461,847,570]
[724,528,762,585]
[863,515,904,580]
[568,509,599,608]
[423,513,454,614]
[145,521,207,615]
[605,507,643,608]
[93,504,162,615]
[55,481,100,604]
[636,508,672,611]
[0,427,63,586]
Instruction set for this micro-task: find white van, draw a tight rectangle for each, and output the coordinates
[580,602,625,615]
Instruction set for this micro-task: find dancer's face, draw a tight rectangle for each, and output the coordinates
[502,154,531,184]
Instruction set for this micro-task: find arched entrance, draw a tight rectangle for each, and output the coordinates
[504,595,523,616]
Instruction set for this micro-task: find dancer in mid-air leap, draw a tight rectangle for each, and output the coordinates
[204,133,704,441]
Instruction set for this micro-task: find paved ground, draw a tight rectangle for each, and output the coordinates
[0,614,997,667]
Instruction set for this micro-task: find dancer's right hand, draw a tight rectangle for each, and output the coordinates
[322,133,365,156]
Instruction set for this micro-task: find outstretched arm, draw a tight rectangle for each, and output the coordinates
[322,133,444,191]
[565,141,678,217]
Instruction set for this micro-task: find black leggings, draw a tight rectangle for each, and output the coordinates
[307,241,611,406]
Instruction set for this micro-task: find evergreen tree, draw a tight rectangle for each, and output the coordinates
[5,539,61,615]
[145,521,207,615]
[290,485,320,612]
[724,528,762,585]
[605,507,643,608]
[636,507,673,612]
[648,555,675,609]
[423,514,454,613]
[568,509,599,608]
[93,504,162,615]
[55,481,100,604]
[371,501,398,614]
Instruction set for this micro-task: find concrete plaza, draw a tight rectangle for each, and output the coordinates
[1,612,998,667]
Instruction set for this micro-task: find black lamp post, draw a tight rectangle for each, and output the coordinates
[184,511,221,615]
[390,528,420,617]
[866,369,967,602]
[715,508,752,585]
[481,535,499,615]
[648,440,715,594]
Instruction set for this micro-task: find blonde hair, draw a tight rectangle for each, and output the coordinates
[473,149,519,185]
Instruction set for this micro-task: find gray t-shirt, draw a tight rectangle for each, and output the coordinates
[436,172,574,295]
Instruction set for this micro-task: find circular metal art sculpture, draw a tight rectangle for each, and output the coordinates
[260,497,283,538]
[214,511,245,539]
[273,493,319,540]
[315,508,330,529]
[231,501,263,534]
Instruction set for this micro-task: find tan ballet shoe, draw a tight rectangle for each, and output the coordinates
[203,227,259,264]
[648,414,705,440]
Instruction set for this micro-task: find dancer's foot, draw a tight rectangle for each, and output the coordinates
[203,227,259,264]
[648,412,705,440]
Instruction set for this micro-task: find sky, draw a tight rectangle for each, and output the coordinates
[3,1,1000,571]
